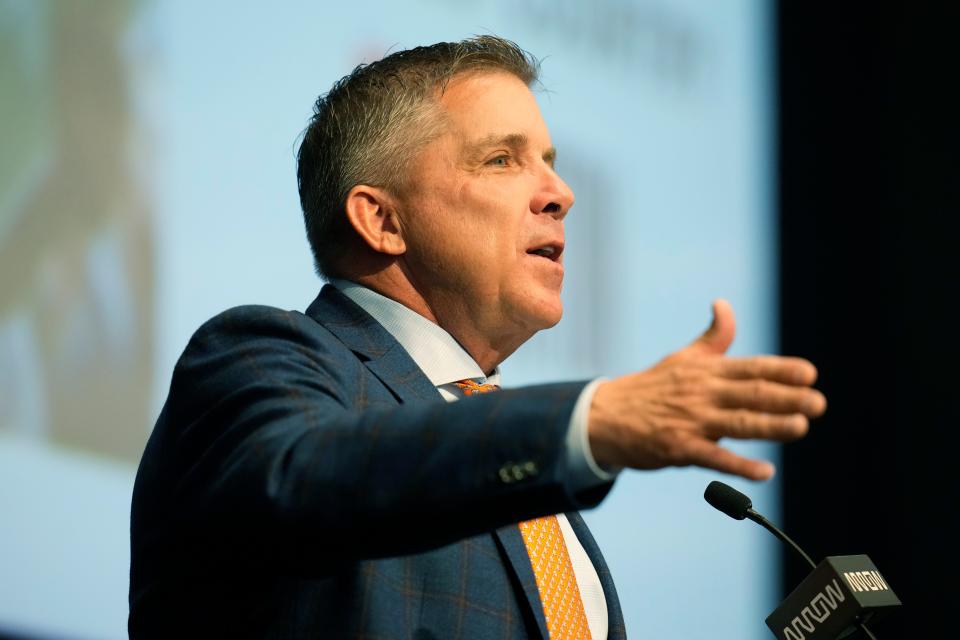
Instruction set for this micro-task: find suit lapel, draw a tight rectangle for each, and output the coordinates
[494,515,627,640]
[493,525,550,639]
[305,285,441,404]
[566,512,627,640]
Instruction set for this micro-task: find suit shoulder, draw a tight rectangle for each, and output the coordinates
[187,304,338,348]
[196,303,318,334]
[174,303,354,377]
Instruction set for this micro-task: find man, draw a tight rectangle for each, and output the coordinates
[129,36,825,639]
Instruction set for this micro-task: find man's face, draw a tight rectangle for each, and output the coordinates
[396,71,574,347]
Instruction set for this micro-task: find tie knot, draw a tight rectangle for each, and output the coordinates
[452,379,500,395]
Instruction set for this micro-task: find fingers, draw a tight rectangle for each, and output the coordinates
[703,409,809,441]
[679,437,776,481]
[687,299,736,356]
[713,378,827,416]
[718,355,818,386]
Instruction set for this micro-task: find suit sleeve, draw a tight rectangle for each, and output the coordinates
[132,305,613,573]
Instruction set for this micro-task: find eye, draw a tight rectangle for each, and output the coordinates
[487,154,511,167]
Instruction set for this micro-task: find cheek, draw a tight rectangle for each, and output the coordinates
[405,205,504,281]
[448,186,521,262]
[405,178,527,282]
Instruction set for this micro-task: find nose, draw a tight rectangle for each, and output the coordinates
[531,166,575,220]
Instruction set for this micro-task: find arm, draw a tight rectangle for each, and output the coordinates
[137,306,608,572]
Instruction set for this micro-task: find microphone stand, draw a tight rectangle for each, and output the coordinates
[746,508,878,640]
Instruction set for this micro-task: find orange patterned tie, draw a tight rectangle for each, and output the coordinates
[452,378,501,395]
[452,379,593,639]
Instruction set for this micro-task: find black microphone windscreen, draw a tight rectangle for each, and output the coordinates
[704,481,753,520]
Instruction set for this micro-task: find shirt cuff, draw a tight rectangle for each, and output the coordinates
[565,378,620,491]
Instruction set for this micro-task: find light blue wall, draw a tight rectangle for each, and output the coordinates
[0,1,778,637]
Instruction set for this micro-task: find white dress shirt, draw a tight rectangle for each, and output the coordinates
[331,279,612,639]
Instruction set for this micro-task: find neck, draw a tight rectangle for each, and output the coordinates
[349,267,528,374]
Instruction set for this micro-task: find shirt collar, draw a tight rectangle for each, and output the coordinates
[330,279,501,387]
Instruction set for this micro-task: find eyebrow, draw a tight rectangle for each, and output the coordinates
[464,133,557,168]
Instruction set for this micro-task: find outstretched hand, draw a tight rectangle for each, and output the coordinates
[588,300,826,481]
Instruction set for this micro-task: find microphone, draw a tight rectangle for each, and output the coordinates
[703,481,900,640]
[704,481,817,568]
[703,478,752,519]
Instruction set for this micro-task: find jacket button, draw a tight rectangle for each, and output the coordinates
[498,461,539,483]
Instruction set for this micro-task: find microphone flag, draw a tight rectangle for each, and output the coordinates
[765,554,900,640]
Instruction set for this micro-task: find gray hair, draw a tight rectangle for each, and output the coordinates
[296,35,540,279]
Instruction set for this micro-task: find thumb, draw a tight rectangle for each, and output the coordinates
[688,299,736,355]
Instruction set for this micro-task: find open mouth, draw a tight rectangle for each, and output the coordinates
[526,243,564,262]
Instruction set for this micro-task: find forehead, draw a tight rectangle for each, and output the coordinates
[435,71,551,146]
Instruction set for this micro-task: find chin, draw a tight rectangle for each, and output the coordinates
[539,300,563,328]
[517,293,563,331]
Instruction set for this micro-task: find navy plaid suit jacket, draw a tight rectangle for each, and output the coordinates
[129,285,626,638]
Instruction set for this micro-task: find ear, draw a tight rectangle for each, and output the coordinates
[344,185,406,256]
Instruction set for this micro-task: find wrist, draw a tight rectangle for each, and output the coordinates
[587,382,625,469]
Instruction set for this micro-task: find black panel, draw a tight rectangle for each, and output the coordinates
[778,3,958,638]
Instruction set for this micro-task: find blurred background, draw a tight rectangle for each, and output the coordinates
[0,1,952,638]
